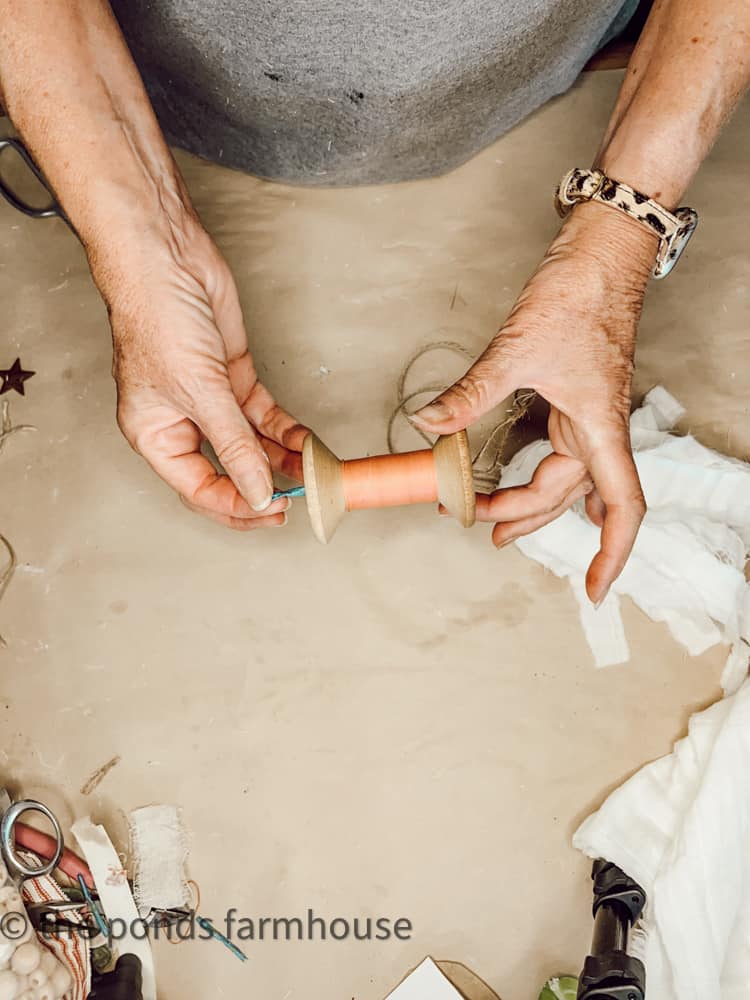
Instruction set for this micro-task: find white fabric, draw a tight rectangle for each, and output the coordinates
[129,804,190,917]
[573,676,750,1000]
[571,575,630,668]
[500,387,750,690]
[385,957,465,999]
[72,817,157,1000]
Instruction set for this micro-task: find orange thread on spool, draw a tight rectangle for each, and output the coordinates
[301,430,475,544]
[341,450,438,511]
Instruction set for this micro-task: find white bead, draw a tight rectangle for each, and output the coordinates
[36,955,56,980]
[26,968,46,990]
[0,889,21,916]
[11,944,40,977]
[16,992,35,1000]
[49,967,70,996]
[32,983,55,1000]
[0,970,18,1000]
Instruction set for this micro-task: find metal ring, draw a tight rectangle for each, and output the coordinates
[0,800,64,881]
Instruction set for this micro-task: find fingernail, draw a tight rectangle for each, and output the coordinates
[412,401,453,427]
[249,470,273,511]
[593,587,610,610]
[271,513,288,527]
[494,536,517,549]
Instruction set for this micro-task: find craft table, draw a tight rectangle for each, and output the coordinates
[1,71,748,1000]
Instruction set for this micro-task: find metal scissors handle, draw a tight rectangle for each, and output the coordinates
[0,137,69,224]
[0,800,64,884]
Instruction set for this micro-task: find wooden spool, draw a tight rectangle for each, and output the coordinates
[301,430,476,543]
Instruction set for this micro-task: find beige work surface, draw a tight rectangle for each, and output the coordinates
[1,71,748,999]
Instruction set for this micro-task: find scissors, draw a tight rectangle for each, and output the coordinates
[0,798,101,934]
[0,137,73,230]
[0,798,64,888]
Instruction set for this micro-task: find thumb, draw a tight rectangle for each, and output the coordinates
[410,345,522,433]
[194,387,273,511]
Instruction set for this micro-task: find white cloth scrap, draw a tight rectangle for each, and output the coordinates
[574,676,750,1000]
[129,804,190,917]
[72,817,157,1000]
[500,387,750,691]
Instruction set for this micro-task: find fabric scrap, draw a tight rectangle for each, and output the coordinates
[500,387,750,691]
[574,676,750,1000]
[128,804,190,918]
[72,817,157,1000]
[21,863,91,1000]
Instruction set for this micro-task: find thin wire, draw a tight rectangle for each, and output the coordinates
[387,341,535,492]
[0,402,34,648]
[387,341,474,454]
[187,878,201,913]
[0,399,35,454]
[0,535,15,650]
[165,878,201,946]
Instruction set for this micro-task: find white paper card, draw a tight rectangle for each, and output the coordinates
[386,957,465,999]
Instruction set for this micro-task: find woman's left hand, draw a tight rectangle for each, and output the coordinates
[411,200,659,606]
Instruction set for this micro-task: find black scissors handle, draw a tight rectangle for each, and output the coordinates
[0,136,68,222]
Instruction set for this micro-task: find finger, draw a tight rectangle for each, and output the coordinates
[193,387,274,511]
[180,495,288,531]
[239,375,309,455]
[585,438,646,605]
[210,296,309,456]
[410,337,527,434]
[150,446,274,519]
[124,406,274,520]
[258,434,305,483]
[491,489,588,546]
[473,453,591,523]
[182,493,291,521]
[585,488,606,528]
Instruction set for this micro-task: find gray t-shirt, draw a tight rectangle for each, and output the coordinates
[111,1,636,187]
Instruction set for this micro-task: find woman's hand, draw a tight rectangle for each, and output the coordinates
[97,223,308,531]
[412,201,659,604]
[0,1,307,532]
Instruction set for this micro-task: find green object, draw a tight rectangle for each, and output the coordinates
[91,943,114,976]
[538,976,579,1000]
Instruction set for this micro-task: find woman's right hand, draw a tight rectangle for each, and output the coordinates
[95,222,308,531]
[0,0,308,531]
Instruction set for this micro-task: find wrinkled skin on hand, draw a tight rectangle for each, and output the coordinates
[413,201,659,605]
[94,221,308,531]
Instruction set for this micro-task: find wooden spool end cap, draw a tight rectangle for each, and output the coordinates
[302,432,346,544]
[433,430,476,528]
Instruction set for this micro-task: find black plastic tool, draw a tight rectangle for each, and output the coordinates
[577,860,647,1000]
[88,954,144,1000]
